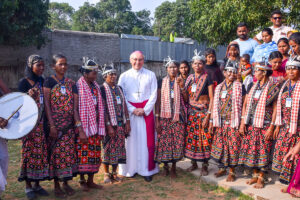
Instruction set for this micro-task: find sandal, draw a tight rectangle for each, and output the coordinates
[201,163,209,176]
[254,176,265,189]
[112,172,123,182]
[104,173,113,184]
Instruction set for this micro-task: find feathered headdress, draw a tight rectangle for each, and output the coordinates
[192,49,205,62]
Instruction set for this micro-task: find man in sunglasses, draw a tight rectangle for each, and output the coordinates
[254,10,292,44]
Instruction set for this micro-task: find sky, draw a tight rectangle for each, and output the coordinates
[49,0,175,18]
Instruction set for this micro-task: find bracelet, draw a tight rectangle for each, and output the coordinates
[75,122,82,128]
[50,125,56,129]
[75,121,82,127]
[207,111,211,114]
[180,87,185,91]
[126,118,130,121]
[209,119,213,123]
[155,114,160,117]
[271,122,275,125]
[241,116,244,119]
[106,121,111,126]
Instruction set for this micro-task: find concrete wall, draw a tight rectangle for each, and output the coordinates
[0,30,120,89]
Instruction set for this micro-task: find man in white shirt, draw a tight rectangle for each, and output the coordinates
[254,10,293,44]
[233,22,258,59]
[118,51,159,182]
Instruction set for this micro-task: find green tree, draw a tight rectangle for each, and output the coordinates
[49,2,74,30]
[153,0,191,41]
[0,0,49,48]
[72,0,153,35]
[188,0,300,47]
[72,2,100,32]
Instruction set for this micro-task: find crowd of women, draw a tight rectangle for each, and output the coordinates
[1,29,300,200]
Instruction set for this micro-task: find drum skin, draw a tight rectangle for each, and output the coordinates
[0,92,38,139]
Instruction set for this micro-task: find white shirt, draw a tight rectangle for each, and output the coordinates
[256,25,293,43]
[118,67,157,116]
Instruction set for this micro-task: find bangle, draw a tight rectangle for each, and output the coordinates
[50,125,56,129]
[75,121,82,127]
[209,119,213,123]
[271,122,275,125]
[207,111,211,114]
[241,116,244,119]
[106,121,111,126]
[180,87,185,91]
[126,118,130,121]
[155,114,160,117]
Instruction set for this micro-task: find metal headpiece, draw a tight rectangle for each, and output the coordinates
[192,49,205,62]
[286,56,300,68]
[163,56,176,68]
[255,57,272,71]
[82,57,99,71]
[224,59,238,73]
[101,63,117,76]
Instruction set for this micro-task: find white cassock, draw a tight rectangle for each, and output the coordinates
[118,67,159,177]
[0,137,8,194]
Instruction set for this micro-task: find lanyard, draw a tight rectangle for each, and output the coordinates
[224,81,232,90]
[170,80,175,89]
[289,80,296,97]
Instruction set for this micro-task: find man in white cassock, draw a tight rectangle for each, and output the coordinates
[118,51,159,182]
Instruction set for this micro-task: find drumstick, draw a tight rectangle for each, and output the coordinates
[7,105,23,121]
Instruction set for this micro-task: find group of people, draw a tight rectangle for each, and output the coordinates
[0,9,300,200]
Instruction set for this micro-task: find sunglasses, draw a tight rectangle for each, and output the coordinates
[273,17,282,20]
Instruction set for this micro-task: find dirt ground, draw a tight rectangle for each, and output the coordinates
[1,140,252,200]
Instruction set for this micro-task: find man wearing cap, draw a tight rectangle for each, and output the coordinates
[118,51,158,182]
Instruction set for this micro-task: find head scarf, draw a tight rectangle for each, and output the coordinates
[25,54,44,82]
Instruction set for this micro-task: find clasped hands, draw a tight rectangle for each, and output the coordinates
[133,108,145,116]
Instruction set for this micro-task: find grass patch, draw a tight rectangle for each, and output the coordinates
[1,140,253,200]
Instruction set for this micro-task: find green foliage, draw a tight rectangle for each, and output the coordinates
[188,0,300,47]
[0,0,49,48]
[49,2,74,30]
[153,0,191,41]
[71,0,152,35]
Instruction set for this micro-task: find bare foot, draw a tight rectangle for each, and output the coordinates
[246,177,258,185]
[226,173,236,182]
[170,168,177,179]
[54,187,67,198]
[201,165,209,176]
[214,169,226,178]
[281,187,288,193]
[163,166,170,176]
[253,177,264,189]
[87,182,103,190]
[79,180,90,192]
[186,164,198,172]
[62,183,75,196]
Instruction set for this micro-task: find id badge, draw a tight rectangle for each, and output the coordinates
[286,97,292,108]
[116,96,122,104]
[171,90,174,98]
[221,91,227,99]
[254,90,261,99]
[93,95,97,105]
[40,95,44,105]
[61,85,66,95]
[191,83,197,93]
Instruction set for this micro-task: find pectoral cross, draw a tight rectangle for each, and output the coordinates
[136,89,141,98]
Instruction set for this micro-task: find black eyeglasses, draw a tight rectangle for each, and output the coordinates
[273,17,282,20]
